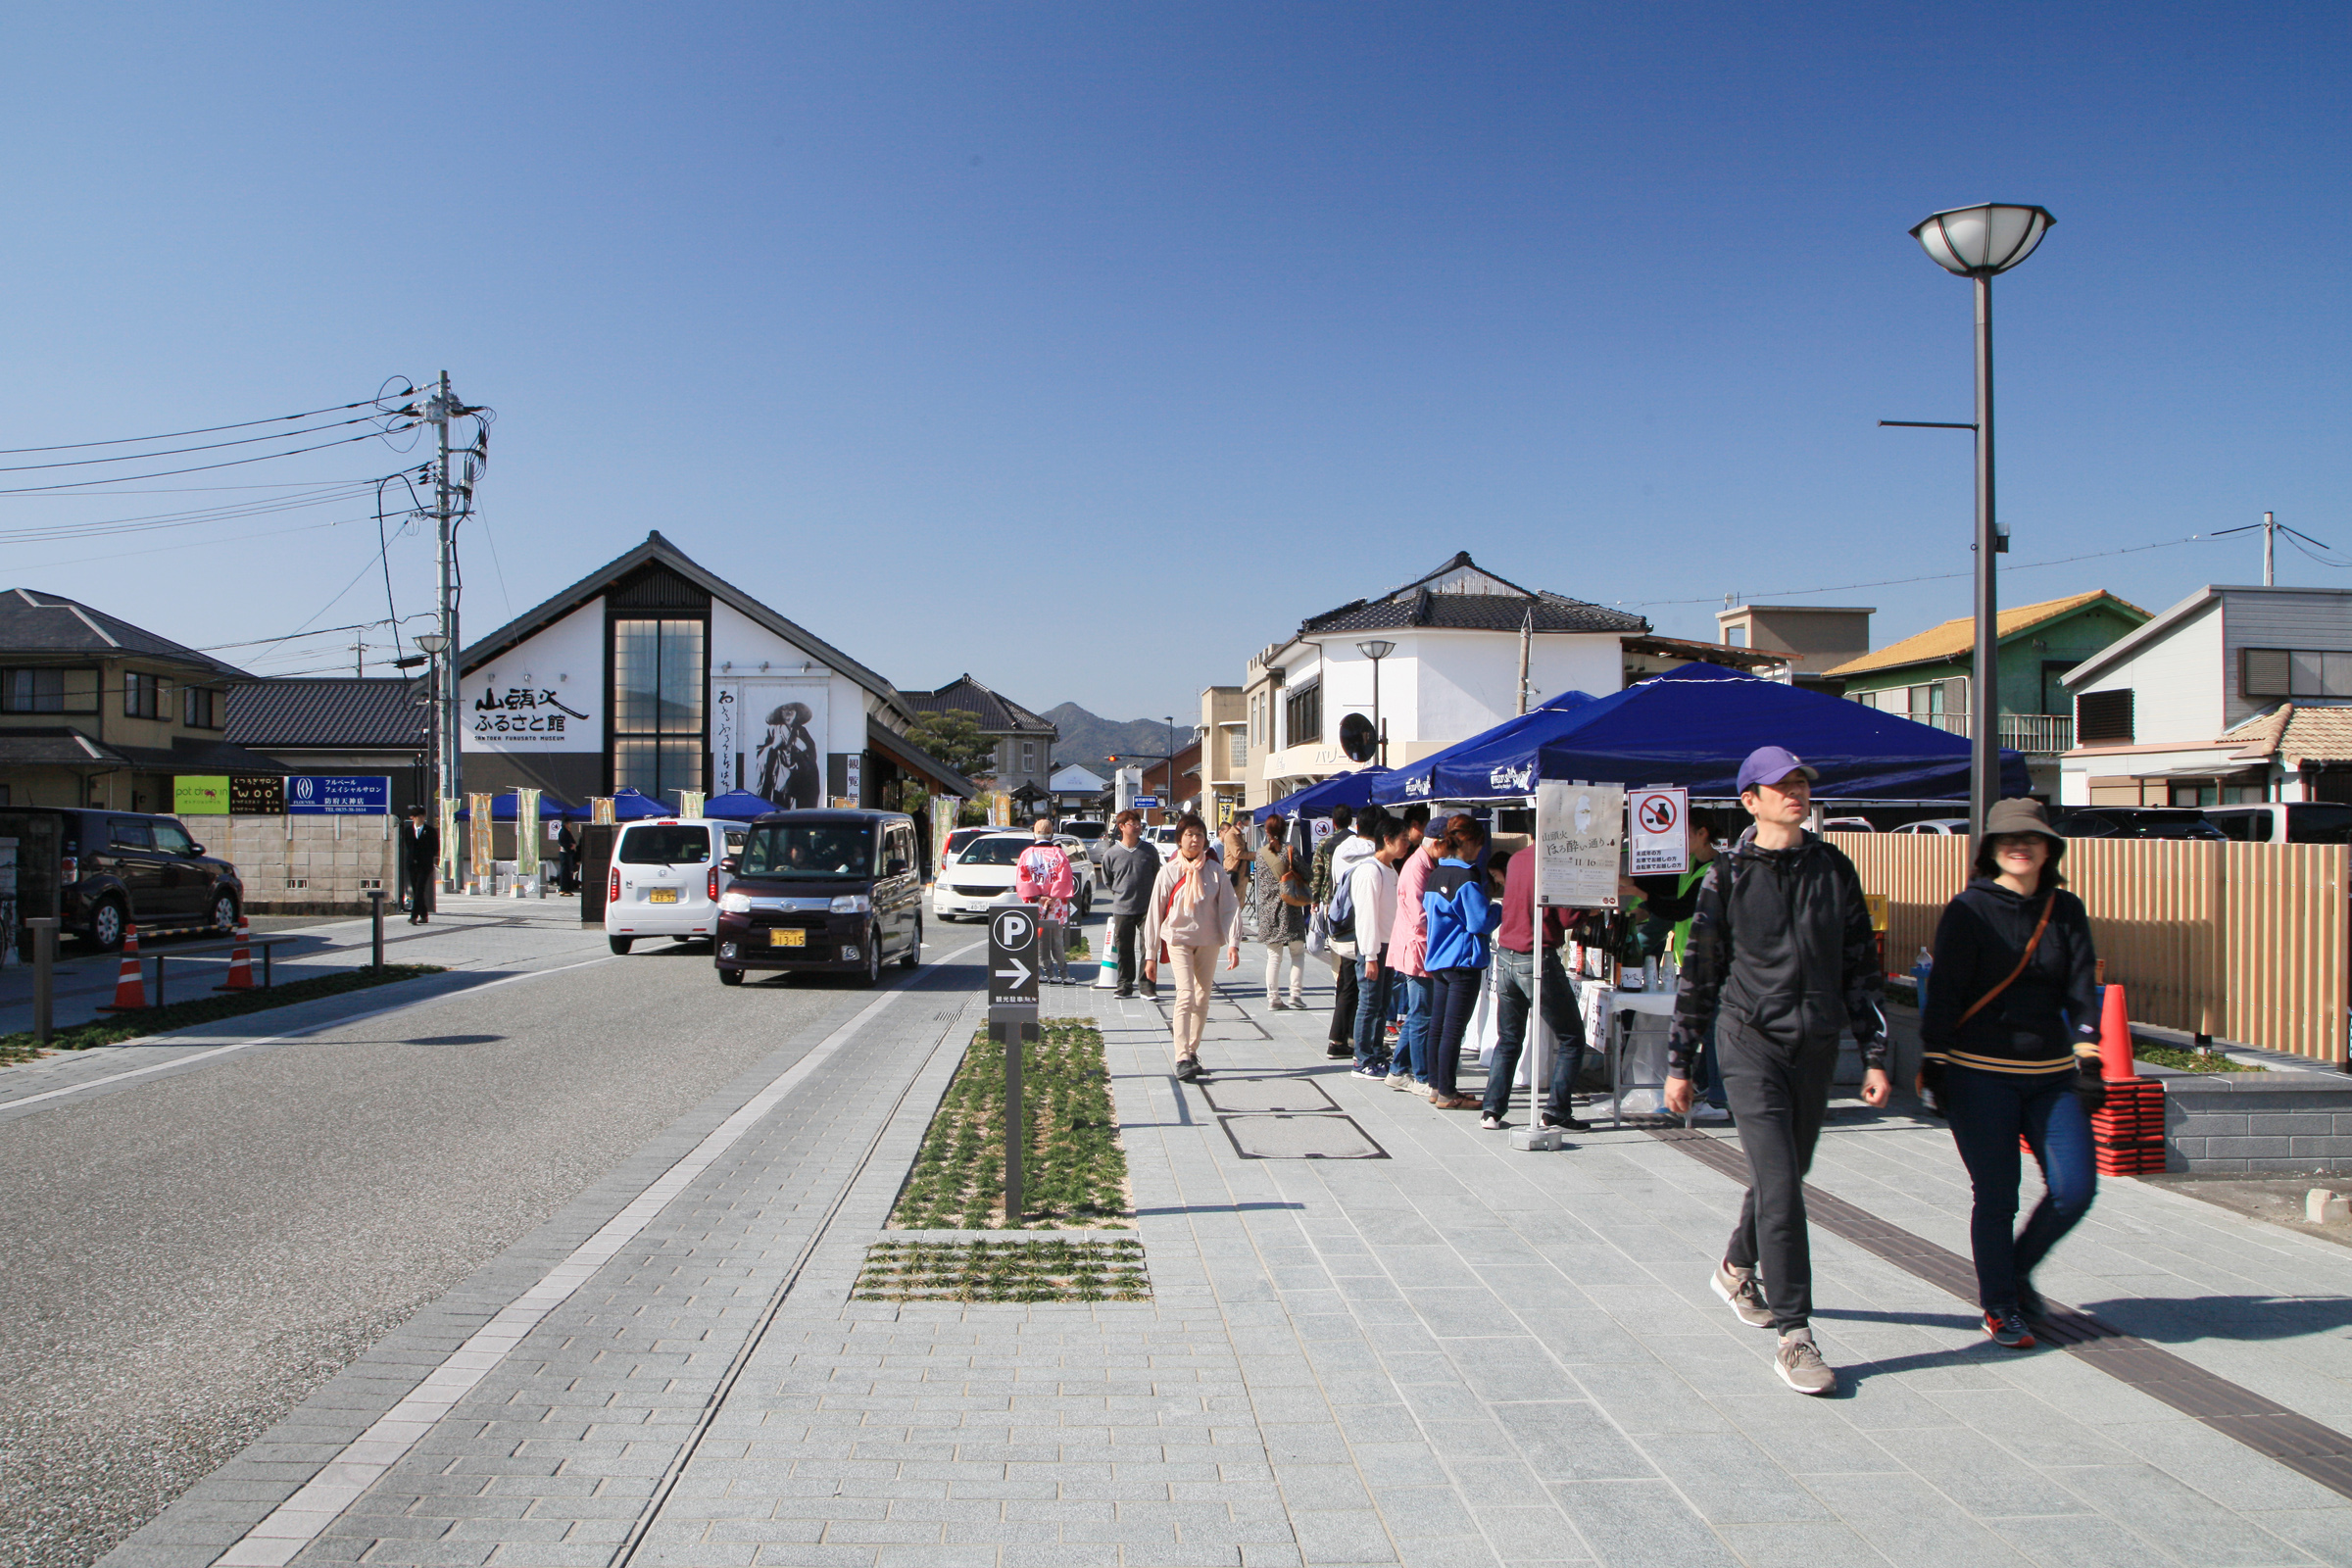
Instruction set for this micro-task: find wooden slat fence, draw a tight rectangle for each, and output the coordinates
[1828,833,2350,1063]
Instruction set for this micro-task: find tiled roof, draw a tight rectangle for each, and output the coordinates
[1302,588,1645,635]
[0,589,251,679]
[1824,591,2148,678]
[2224,703,2352,766]
[227,677,430,750]
[0,726,129,766]
[899,674,1054,735]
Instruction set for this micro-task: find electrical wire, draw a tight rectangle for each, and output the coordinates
[0,387,415,456]
[0,481,393,544]
[1622,530,2224,608]
[0,412,416,474]
[0,428,417,496]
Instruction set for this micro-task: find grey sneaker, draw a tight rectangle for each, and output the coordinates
[1776,1329,1836,1396]
[1388,1072,1416,1091]
[1711,1260,1775,1329]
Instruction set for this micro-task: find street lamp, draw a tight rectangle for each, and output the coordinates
[1907,202,2055,840]
[1355,640,1395,766]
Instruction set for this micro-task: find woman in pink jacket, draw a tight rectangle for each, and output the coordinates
[1385,827,1446,1095]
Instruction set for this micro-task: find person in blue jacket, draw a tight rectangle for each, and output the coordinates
[1421,813,1501,1109]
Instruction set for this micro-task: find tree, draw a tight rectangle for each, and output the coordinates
[905,708,998,781]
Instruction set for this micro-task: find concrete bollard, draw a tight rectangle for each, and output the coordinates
[2308,1190,2349,1224]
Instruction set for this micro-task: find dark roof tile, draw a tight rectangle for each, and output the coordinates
[227,678,430,750]
[0,590,251,679]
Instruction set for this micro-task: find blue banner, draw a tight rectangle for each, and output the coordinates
[285,775,391,815]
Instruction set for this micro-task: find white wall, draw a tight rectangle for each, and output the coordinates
[2075,598,2226,745]
[462,600,603,755]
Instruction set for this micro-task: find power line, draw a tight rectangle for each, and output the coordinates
[0,388,414,456]
[1624,530,2224,609]
[0,412,413,474]
[0,428,416,496]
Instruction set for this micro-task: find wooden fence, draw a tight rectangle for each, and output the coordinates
[1828,833,2351,1063]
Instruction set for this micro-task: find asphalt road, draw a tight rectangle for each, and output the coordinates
[0,932,950,1568]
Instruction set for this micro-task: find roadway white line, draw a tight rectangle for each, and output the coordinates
[212,939,985,1568]
[0,955,620,1115]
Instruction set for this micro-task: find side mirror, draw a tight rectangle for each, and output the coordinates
[886,858,908,877]
[188,843,206,857]
[720,856,740,875]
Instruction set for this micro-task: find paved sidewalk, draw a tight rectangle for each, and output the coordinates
[110,949,2352,1568]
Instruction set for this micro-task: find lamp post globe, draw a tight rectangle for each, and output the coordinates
[1355,641,1395,767]
[1908,201,2053,840]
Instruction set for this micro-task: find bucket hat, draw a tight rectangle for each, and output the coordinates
[1982,797,2063,847]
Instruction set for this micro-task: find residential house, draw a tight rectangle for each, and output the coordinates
[1715,604,1875,693]
[2058,585,2352,807]
[1047,762,1107,817]
[460,532,974,811]
[227,677,432,815]
[1198,685,1247,825]
[0,589,284,811]
[901,674,1056,805]
[1241,553,1650,811]
[1823,590,2150,796]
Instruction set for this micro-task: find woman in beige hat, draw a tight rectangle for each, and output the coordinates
[1919,797,2104,1352]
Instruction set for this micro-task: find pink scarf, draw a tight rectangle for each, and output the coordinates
[1170,849,1211,918]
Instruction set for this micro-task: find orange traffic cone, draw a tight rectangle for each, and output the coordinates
[2098,982,2135,1081]
[216,916,254,993]
[99,924,147,1012]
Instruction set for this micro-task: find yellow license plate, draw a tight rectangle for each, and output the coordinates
[769,927,806,948]
[648,888,679,904]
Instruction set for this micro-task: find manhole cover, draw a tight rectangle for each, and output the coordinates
[1219,1114,1387,1159]
[1200,1078,1338,1114]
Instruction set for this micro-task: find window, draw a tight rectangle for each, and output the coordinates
[1021,739,1037,773]
[123,670,168,719]
[741,821,875,877]
[182,686,223,729]
[616,825,712,864]
[2076,688,2134,745]
[610,617,705,802]
[4,668,66,712]
[109,818,155,850]
[1284,681,1321,749]
[2244,647,2352,700]
[1726,625,1748,648]
[1229,728,1248,767]
[151,820,195,856]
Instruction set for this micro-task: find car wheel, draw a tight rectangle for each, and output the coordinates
[900,913,922,968]
[858,925,883,988]
[210,889,239,933]
[717,966,744,986]
[609,936,634,955]
[88,897,125,952]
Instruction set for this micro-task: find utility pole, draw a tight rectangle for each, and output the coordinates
[2264,511,2277,587]
[428,372,461,816]
[355,629,366,677]
[1516,607,1534,715]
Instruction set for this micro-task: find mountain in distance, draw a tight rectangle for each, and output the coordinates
[1042,703,1187,774]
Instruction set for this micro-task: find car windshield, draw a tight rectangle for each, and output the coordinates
[1062,822,1104,841]
[957,837,1036,866]
[741,823,875,877]
[618,826,710,864]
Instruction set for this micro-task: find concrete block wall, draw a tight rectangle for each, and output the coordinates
[2160,1072,2352,1173]
[184,814,401,915]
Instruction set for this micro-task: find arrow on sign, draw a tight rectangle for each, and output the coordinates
[995,956,1032,988]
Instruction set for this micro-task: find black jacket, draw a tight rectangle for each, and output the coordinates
[1669,828,1886,1071]
[401,821,439,872]
[1920,877,2101,1076]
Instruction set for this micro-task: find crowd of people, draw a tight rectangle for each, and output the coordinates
[1030,746,2105,1397]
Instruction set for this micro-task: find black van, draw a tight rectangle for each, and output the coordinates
[712,809,923,987]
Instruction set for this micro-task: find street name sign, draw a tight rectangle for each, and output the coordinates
[1627,786,1690,877]
[1132,795,1159,809]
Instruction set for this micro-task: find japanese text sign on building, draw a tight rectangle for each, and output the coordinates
[467,682,589,741]
[285,775,391,815]
[174,776,229,815]
[1536,780,1624,908]
[1627,786,1690,877]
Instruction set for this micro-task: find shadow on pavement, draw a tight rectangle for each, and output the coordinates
[2073,1294,2352,1344]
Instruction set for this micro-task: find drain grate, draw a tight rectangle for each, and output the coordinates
[1219,1113,1387,1159]
[1200,1077,1339,1114]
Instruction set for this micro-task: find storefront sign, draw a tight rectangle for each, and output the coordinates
[174,775,229,814]
[1627,787,1690,877]
[1536,780,1624,908]
[286,775,391,815]
[233,774,286,813]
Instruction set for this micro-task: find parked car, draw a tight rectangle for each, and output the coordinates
[6,807,244,951]
[603,817,747,955]
[2052,807,2226,841]
[1146,822,1183,861]
[931,832,1098,922]
[1061,819,1109,880]
[2201,804,2352,844]
[1822,816,1875,832]
[1890,818,1972,835]
[937,825,999,874]
[713,810,923,987]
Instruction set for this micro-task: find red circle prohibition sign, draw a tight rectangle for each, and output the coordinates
[1638,793,1679,834]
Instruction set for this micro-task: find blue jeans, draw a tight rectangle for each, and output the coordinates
[1482,947,1586,1122]
[1942,1063,2097,1312]
[1353,960,1394,1071]
[1427,966,1485,1099]
[1395,973,1433,1082]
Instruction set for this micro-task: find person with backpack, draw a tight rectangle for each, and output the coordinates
[1667,747,1889,1396]
[1254,817,1310,1008]
[1320,812,1382,1057]
[1920,797,2103,1350]
[1421,814,1501,1110]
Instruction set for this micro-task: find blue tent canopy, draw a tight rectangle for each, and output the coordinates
[1371,664,2028,805]
[1375,690,1598,807]
[702,788,780,820]
[453,791,576,822]
[1252,766,1392,823]
[607,787,671,821]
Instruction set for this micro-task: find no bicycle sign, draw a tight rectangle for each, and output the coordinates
[1628,786,1690,877]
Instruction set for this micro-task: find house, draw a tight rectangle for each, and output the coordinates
[1715,604,1875,692]
[459,532,975,810]
[1047,762,1107,817]
[227,677,432,815]
[1241,553,1650,811]
[2058,585,2352,807]
[900,674,1057,803]
[1823,590,2150,795]
[1197,685,1247,825]
[0,589,286,811]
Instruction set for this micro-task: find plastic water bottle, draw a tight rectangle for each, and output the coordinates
[1912,948,1933,1012]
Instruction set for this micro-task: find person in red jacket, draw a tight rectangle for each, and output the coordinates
[1014,818,1077,984]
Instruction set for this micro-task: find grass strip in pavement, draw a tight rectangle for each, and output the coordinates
[0,964,447,1064]
[889,1017,1131,1230]
[856,1237,1149,1302]
[2134,1040,2265,1074]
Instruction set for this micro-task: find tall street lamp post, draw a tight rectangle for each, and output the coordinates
[1356,640,1395,767]
[1908,202,2055,840]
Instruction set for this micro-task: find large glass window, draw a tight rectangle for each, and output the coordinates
[611,617,705,802]
[1283,681,1321,748]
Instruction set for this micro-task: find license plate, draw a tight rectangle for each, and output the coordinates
[648,888,679,904]
[769,928,806,948]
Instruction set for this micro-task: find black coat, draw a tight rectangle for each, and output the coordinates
[1921,877,2101,1074]
[401,821,439,874]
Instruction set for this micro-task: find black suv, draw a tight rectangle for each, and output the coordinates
[17,808,244,949]
[2051,807,2226,841]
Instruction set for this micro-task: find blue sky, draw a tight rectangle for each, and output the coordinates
[1,4,2343,720]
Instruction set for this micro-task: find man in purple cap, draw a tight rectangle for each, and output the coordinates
[1668,744,1889,1396]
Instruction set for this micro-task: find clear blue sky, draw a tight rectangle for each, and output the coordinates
[1,4,2343,721]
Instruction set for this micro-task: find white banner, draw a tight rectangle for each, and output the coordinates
[1537,780,1624,908]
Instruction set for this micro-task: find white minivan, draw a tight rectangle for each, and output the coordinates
[605,817,749,955]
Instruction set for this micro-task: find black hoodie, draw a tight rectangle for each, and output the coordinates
[1920,876,2101,1076]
